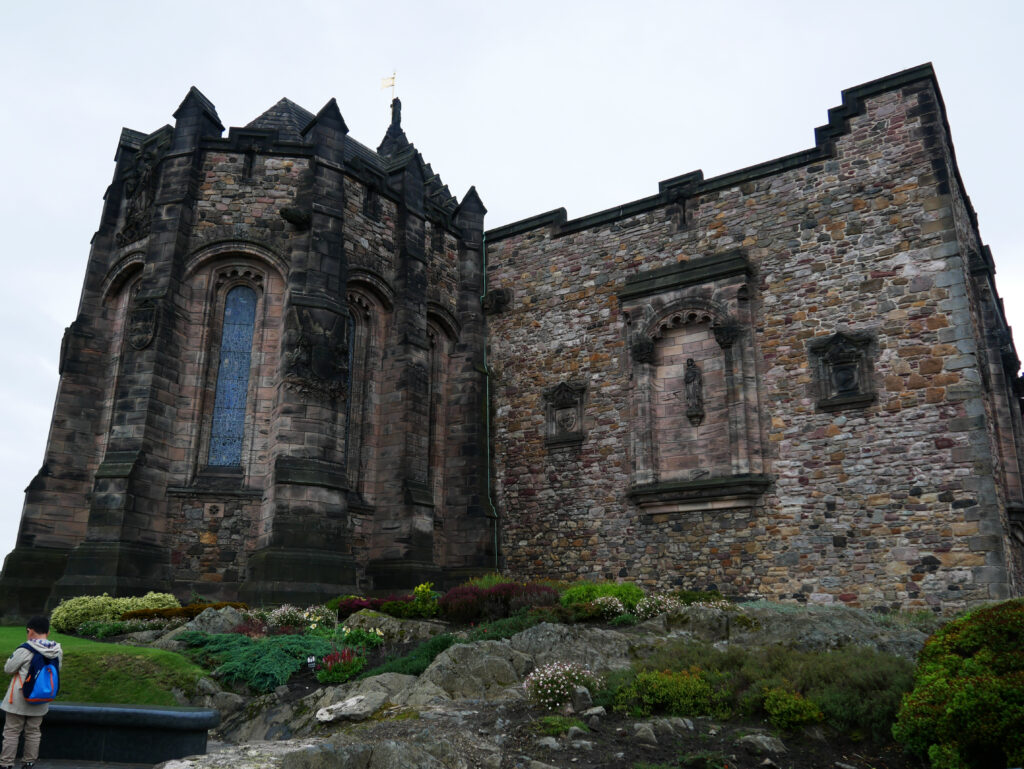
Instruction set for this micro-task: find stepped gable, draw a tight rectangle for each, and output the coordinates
[377,98,459,213]
[246,97,315,142]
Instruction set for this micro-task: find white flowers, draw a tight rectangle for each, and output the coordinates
[523,661,603,711]
[590,596,626,620]
[634,594,685,620]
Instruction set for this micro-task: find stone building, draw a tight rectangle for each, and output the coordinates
[0,91,493,615]
[1,64,1022,616]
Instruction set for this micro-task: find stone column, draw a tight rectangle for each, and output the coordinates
[241,100,357,605]
[50,88,225,604]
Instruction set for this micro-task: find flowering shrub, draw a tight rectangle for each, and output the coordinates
[315,647,367,684]
[301,604,339,636]
[266,604,307,629]
[634,594,684,620]
[524,661,603,711]
[575,596,625,622]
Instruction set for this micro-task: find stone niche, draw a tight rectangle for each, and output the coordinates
[620,251,770,514]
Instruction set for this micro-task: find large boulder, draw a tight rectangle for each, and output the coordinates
[343,609,447,644]
[187,606,247,635]
[728,605,928,659]
[416,640,532,701]
[509,622,635,671]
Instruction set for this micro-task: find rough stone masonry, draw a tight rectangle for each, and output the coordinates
[0,63,1021,617]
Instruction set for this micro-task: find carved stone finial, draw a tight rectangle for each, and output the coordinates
[713,322,741,349]
[280,206,312,230]
[391,98,402,128]
[481,288,511,315]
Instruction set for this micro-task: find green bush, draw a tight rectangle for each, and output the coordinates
[560,581,644,612]
[892,598,1024,769]
[52,592,181,632]
[177,631,332,692]
[615,667,729,719]
[359,633,458,678]
[625,638,913,741]
[763,686,823,730]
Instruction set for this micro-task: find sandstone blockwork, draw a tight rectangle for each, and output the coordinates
[486,65,1024,613]
[1,65,1022,616]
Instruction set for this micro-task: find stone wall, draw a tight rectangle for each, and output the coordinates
[486,67,1024,612]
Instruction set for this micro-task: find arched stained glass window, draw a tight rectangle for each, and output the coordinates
[208,285,257,466]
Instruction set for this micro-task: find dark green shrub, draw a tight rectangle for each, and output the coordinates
[177,631,331,692]
[560,581,644,612]
[892,599,1024,768]
[610,613,638,627]
[359,633,457,678]
[464,612,541,641]
[379,600,419,619]
[629,638,913,742]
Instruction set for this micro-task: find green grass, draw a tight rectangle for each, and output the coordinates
[0,627,207,706]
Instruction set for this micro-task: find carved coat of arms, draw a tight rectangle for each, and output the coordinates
[127,298,158,350]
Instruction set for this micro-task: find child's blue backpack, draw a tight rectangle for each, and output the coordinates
[18,643,59,703]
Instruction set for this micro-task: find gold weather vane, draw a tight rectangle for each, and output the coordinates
[381,71,397,99]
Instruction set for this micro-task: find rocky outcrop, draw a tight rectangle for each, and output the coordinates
[342,610,447,644]
[150,604,933,768]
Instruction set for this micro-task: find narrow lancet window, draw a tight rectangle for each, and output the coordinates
[208,285,257,466]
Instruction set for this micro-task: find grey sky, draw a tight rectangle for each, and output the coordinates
[1,0,1021,562]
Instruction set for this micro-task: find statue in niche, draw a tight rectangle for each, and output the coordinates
[684,358,705,426]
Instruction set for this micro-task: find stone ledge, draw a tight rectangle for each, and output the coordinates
[630,474,772,514]
[816,392,877,412]
[619,251,751,301]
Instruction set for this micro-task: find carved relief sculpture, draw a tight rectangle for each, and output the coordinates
[126,297,159,351]
[683,358,705,426]
[808,331,876,411]
[543,381,587,447]
[283,306,348,399]
[116,132,171,247]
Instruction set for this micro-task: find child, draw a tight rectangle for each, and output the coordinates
[0,615,62,769]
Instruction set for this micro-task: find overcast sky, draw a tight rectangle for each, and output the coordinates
[0,0,1021,563]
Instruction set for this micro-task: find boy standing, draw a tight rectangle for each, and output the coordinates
[1,616,62,769]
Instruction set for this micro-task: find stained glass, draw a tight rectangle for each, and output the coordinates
[208,286,256,466]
